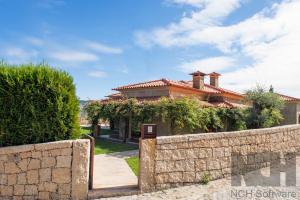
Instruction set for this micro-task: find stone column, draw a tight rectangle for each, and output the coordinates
[139,138,156,192]
[71,139,90,200]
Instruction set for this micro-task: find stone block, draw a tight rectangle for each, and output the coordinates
[35,140,73,151]
[168,172,183,183]
[0,161,4,173]
[4,162,21,174]
[19,152,31,159]
[41,157,56,168]
[229,138,240,146]
[58,184,71,195]
[182,172,195,182]
[31,151,42,158]
[155,173,169,184]
[14,185,25,196]
[17,158,28,171]
[24,185,38,196]
[17,173,27,184]
[195,159,206,171]
[0,145,34,155]
[155,161,174,173]
[27,170,39,184]
[38,191,50,199]
[213,147,224,158]
[0,174,8,185]
[27,159,40,170]
[0,185,13,196]
[49,149,62,157]
[207,159,221,170]
[0,155,8,161]
[197,148,212,158]
[186,149,198,158]
[39,168,51,182]
[60,148,72,156]
[56,156,72,168]
[38,182,57,192]
[23,196,36,200]
[174,160,194,172]
[52,168,71,183]
[7,174,17,186]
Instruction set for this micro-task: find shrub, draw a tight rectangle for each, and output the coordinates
[244,85,284,128]
[0,63,80,147]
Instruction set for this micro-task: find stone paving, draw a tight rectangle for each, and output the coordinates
[93,150,139,189]
[100,157,300,200]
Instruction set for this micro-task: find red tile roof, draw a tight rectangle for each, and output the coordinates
[113,79,244,97]
[277,93,300,102]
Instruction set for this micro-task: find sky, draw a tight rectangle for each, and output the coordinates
[0,0,300,100]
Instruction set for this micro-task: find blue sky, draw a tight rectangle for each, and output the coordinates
[1,0,300,100]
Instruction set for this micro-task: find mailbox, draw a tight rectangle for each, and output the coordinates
[141,124,157,139]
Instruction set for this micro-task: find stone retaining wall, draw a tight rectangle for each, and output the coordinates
[0,139,90,200]
[139,125,300,192]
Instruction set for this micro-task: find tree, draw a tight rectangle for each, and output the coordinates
[245,85,284,129]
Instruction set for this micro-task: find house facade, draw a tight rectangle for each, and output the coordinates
[103,71,300,140]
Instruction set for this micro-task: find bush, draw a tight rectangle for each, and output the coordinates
[0,63,80,147]
[244,85,284,128]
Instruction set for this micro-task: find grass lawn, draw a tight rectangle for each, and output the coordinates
[80,127,116,135]
[94,139,138,155]
[80,127,91,135]
[126,156,139,176]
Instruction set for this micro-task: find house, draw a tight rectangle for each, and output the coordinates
[103,71,300,140]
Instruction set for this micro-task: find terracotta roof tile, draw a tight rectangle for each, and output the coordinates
[113,78,245,97]
[276,93,300,102]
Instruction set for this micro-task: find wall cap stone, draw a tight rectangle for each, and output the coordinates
[35,140,73,151]
[0,144,34,155]
[156,124,300,144]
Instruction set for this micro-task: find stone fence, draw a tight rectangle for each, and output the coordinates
[0,139,90,200]
[139,124,300,192]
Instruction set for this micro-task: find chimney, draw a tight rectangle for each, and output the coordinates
[209,72,221,87]
[189,71,207,90]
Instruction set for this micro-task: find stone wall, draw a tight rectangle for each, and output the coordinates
[0,139,90,200]
[139,125,300,192]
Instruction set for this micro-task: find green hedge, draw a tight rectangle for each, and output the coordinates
[0,63,80,147]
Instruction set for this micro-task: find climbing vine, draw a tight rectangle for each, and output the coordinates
[85,97,249,134]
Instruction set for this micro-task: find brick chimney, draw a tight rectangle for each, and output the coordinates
[189,71,207,90]
[209,72,221,87]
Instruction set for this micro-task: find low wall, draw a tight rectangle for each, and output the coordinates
[0,139,90,200]
[139,125,300,192]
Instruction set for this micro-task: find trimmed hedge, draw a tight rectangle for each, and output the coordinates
[0,63,80,147]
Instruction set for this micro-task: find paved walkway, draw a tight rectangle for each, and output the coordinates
[100,157,300,200]
[93,150,139,189]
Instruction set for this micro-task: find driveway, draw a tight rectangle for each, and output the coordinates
[93,150,139,189]
[100,157,300,200]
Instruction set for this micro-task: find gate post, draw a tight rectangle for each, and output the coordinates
[139,124,157,192]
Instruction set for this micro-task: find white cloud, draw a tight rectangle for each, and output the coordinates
[179,56,236,73]
[135,0,242,48]
[136,0,300,97]
[85,41,123,54]
[88,70,107,78]
[49,51,99,62]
